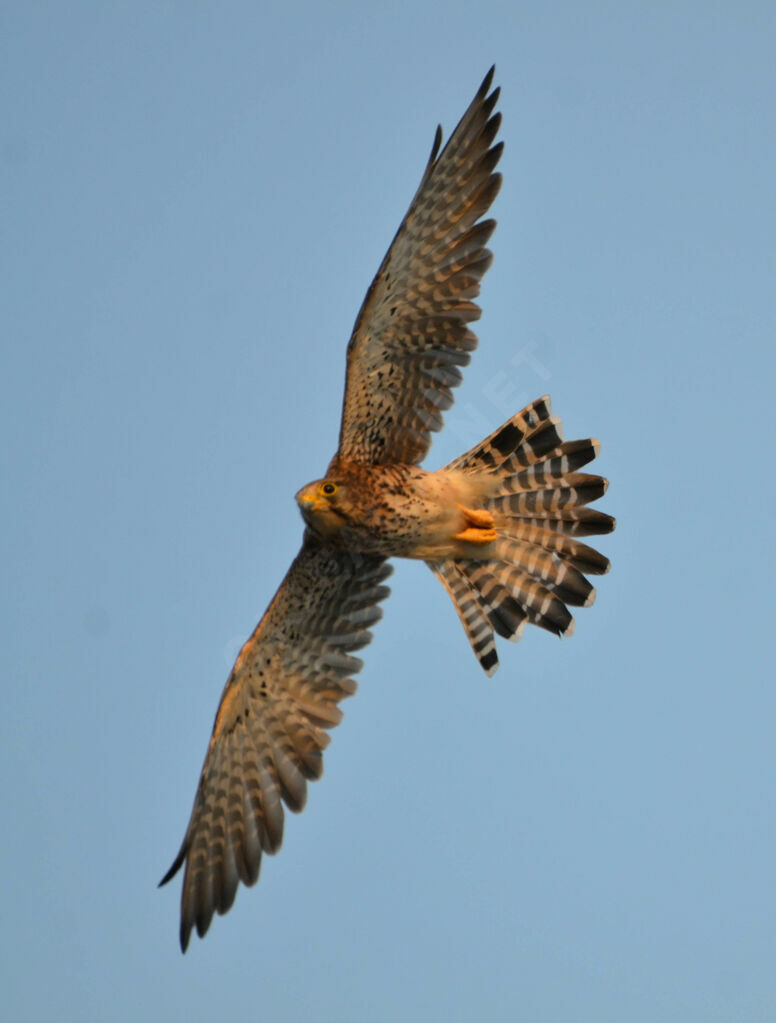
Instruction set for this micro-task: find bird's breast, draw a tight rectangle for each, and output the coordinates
[323,463,483,559]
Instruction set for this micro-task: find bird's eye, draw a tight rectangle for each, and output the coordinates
[321,482,337,496]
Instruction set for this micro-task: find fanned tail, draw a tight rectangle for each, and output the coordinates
[430,396,614,674]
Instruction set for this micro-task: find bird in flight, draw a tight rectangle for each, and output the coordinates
[160,66,614,951]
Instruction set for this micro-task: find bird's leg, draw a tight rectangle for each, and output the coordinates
[454,505,497,544]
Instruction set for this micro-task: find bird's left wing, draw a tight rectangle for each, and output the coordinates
[160,536,391,951]
[336,67,503,467]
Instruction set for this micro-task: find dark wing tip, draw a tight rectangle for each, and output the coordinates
[429,124,443,165]
[158,842,192,952]
[158,841,187,888]
[179,890,212,953]
[480,65,496,97]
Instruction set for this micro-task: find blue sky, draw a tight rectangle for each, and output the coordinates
[2,2,775,1020]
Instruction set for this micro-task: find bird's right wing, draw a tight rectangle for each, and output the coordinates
[160,536,392,951]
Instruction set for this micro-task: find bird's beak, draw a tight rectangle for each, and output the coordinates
[296,488,323,513]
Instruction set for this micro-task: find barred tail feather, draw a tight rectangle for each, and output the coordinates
[505,521,611,575]
[514,509,615,538]
[432,562,500,675]
[446,395,561,472]
[432,396,614,673]
[460,563,529,641]
[493,535,596,607]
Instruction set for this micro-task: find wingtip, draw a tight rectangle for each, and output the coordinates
[429,123,443,164]
[158,841,186,888]
[481,65,496,96]
[472,67,498,113]
[158,866,176,889]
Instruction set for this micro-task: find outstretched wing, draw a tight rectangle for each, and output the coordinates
[336,67,503,467]
[160,537,392,951]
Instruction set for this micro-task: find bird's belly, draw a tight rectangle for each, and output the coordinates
[332,467,484,559]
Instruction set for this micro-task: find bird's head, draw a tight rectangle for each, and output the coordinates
[295,477,350,536]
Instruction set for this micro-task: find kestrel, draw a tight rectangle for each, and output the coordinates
[161,67,614,951]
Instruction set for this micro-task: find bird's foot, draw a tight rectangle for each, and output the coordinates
[454,505,497,544]
[455,526,498,544]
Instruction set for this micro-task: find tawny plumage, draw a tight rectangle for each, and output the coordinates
[161,67,615,951]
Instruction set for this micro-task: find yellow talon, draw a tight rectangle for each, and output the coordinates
[454,504,497,544]
[456,504,494,529]
[455,526,498,544]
